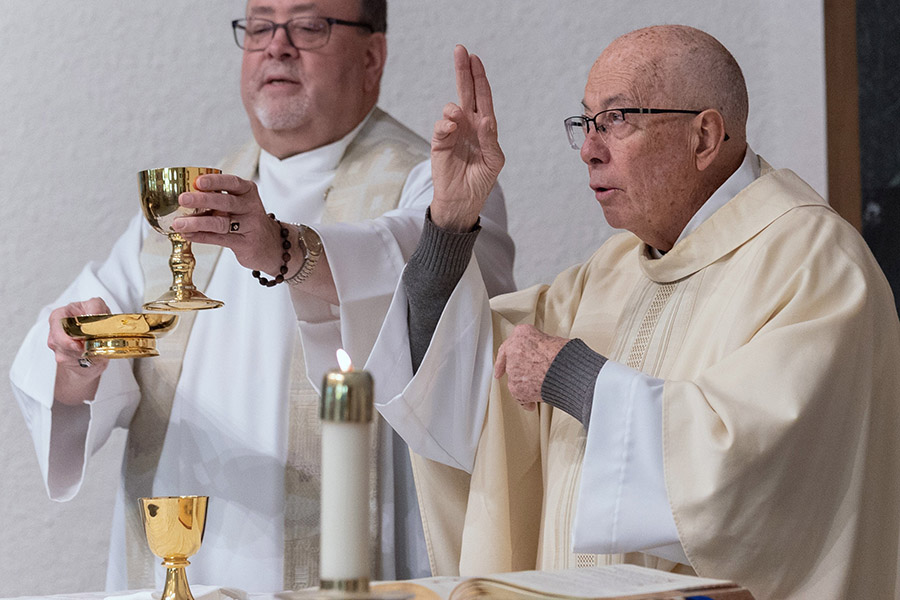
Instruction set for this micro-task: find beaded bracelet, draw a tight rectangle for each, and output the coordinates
[251,213,291,287]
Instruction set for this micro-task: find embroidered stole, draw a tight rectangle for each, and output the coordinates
[566,281,694,574]
[124,108,429,589]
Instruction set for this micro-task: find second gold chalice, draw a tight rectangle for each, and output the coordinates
[140,495,208,600]
[139,166,224,311]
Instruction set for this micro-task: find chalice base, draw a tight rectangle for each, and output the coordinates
[85,336,159,358]
[143,288,224,312]
[160,563,195,600]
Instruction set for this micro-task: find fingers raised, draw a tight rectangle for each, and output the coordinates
[454,45,476,112]
[469,54,495,119]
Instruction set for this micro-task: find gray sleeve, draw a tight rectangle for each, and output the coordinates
[402,208,481,372]
[541,339,607,430]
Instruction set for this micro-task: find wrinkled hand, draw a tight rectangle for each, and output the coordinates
[493,324,570,411]
[48,298,111,401]
[430,45,505,232]
[172,174,286,276]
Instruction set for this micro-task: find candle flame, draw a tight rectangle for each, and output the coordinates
[336,348,353,372]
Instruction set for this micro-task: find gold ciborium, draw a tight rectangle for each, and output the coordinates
[139,167,224,311]
[61,312,178,359]
[140,496,208,600]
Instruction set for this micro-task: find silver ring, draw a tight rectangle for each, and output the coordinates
[230,221,240,232]
[78,357,93,368]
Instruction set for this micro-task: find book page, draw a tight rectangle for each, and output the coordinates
[461,564,734,598]
[372,577,465,599]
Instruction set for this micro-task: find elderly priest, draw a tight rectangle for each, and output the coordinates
[363,25,900,600]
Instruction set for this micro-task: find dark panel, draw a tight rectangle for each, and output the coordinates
[858,0,900,310]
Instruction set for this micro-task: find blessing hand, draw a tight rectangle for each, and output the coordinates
[494,324,570,411]
[430,45,505,232]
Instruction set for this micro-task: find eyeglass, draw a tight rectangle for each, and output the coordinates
[564,108,728,149]
[232,16,374,51]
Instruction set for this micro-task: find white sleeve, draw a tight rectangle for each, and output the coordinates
[296,159,514,388]
[365,258,493,472]
[9,212,147,500]
[572,360,686,562]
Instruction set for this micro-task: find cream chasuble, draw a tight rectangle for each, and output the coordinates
[127,108,429,590]
[371,162,900,600]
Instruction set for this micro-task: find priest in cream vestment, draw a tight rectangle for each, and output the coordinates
[364,30,900,600]
[9,0,515,593]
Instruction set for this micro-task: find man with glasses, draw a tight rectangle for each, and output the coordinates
[367,26,900,599]
[10,0,514,593]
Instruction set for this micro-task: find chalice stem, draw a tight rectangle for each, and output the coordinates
[168,234,199,297]
[161,560,195,600]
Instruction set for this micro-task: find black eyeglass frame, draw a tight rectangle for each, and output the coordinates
[564,107,729,149]
[231,16,374,51]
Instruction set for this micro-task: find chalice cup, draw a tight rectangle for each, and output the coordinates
[140,496,208,600]
[139,167,224,311]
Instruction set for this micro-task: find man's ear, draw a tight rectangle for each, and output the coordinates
[364,33,387,93]
[692,109,727,171]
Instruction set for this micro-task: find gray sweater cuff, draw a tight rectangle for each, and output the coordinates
[403,208,481,371]
[541,339,607,429]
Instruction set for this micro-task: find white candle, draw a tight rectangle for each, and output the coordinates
[319,350,373,590]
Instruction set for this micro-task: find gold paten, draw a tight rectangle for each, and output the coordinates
[140,496,208,600]
[320,370,374,423]
[62,313,178,358]
[139,166,224,311]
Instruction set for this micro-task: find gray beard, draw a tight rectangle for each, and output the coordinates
[253,95,311,131]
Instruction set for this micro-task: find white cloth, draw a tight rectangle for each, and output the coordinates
[10,121,514,591]
[367,149,760,563]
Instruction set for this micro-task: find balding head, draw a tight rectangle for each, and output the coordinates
[580,25,750,251]
[598,25,748,144]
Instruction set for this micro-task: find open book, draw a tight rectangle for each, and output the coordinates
[372,564,755,600]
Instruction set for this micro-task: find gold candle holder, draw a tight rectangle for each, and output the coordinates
[139,166,224,311]
[140,496,208,600]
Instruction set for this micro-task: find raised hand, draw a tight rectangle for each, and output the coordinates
[430,45,505,233]
[494,324,569,411]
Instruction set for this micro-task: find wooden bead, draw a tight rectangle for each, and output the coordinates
[251,213,292,287]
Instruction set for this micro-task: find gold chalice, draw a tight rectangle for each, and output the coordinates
[139,167,224,311]
[61,313,178,359]
[140,496,208,600]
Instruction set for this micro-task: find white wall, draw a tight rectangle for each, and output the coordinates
[0,1,825,595]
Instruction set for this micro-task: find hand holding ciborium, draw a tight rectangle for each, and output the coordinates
[140,496,208,600]
[139,167,224,311]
